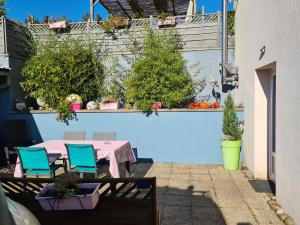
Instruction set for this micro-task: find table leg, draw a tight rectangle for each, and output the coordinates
[125,161,130,177]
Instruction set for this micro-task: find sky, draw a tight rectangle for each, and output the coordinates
[6,0,233,23]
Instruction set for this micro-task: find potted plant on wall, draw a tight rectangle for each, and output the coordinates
[35,174,100,210]
[66,94,83,110]
[99,96,118,110]
[221,94,242,170]
[157,12,176,27]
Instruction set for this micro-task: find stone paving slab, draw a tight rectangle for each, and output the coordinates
[0,163,283,225]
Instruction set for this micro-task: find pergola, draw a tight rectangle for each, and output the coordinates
[90,0,195,20]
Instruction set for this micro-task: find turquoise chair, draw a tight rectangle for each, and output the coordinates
[65,144,97,178]
[17,147,62,178]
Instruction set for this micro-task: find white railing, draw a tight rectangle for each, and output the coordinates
[28,13,220,34]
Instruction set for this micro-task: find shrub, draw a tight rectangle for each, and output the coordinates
[125,28,194,112]
[222,94,241,141]
[21,35,104,123]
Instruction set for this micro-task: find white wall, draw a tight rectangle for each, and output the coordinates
[235,0,300,223]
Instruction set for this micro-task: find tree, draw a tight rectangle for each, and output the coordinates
[0,0,7,17]
[222,94,241,141]
[125,28,194,112]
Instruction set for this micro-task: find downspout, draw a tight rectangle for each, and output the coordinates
[221,0,238,87]
[222,0,228,84]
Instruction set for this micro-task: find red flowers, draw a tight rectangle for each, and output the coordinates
[188,101,220,109]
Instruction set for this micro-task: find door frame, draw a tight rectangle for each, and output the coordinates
[268,71,276,182]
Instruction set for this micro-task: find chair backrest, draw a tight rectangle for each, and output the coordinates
[93,132,116,141]
[4,120,28,146]
[17,147,49,170]
[63,131,86,140]
[65,144,96,168]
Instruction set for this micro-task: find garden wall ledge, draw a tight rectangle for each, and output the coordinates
[11,108,243,114]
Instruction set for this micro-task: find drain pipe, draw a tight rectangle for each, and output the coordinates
[221,0,238,86]
[222,0,228,84]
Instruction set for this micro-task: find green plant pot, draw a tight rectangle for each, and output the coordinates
[221,140,241,171]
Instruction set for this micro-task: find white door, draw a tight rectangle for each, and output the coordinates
[268,73,276,182]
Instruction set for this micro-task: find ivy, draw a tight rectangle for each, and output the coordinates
[228,11,235,36]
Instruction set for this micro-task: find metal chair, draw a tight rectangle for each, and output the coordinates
[63,131,86,140]
[4,120,32,165]
[92,132,116,141]
[65,144,97,178]
[16,147,62,178]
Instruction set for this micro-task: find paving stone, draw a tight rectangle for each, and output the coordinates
[169,173,190,181]
[161,217,192,225]
[191,196,218,207]
[251,208,283,225]
[164,195,192,207]
[156,178,170,187]
[190,174,212,181]
[189,166,209,175]
[162,205,191,218]
[192,207,227,225]
[220,207,259,225]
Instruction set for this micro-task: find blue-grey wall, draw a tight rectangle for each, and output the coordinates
[0,105,243,164]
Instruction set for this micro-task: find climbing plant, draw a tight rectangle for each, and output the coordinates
[228,11,235,36]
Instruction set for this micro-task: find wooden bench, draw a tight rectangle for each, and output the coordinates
[0,177,158,225]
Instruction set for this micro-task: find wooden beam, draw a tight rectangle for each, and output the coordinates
[116,0,131,18]
[171,0,176,16]
[90,0,94,21]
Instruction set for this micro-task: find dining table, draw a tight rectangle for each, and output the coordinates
[13,140,136,178]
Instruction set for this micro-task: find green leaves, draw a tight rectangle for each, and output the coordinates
[228,11,235,36]
[125,28,194,113]
[0,0,7,17]
[21,35,104,123]
[222,94,241,141]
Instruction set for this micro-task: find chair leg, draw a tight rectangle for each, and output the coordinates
[4,147,10,165]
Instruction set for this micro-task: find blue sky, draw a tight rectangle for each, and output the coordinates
[6,0,233,23]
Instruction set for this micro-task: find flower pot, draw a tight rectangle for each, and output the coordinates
[99,102,118,110]
[49,21,68,29]
[36,183,100,210]
[221,140,241,171]
[69,103,82,110]
[157,16,176,27]
[152,102,162,109]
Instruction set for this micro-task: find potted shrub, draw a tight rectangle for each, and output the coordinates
[36,174,100,210]
[99,97,118,110]
[221,94,242,170]
[49,20,68,29]
[109,16,127,29]
[66,94,83,110]
[157,12,176,27]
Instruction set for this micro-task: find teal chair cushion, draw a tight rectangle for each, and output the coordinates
[65,144,97,173]
[17,147,49,170]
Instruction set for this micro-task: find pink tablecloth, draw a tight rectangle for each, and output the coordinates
[14,140,136,178]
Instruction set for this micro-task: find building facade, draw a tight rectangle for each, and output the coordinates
[235,0,300,223]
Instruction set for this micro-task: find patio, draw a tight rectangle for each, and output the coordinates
[0,163,282,225]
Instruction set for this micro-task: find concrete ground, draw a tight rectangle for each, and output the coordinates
[0,163,282,225]
[129,163,283,225]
